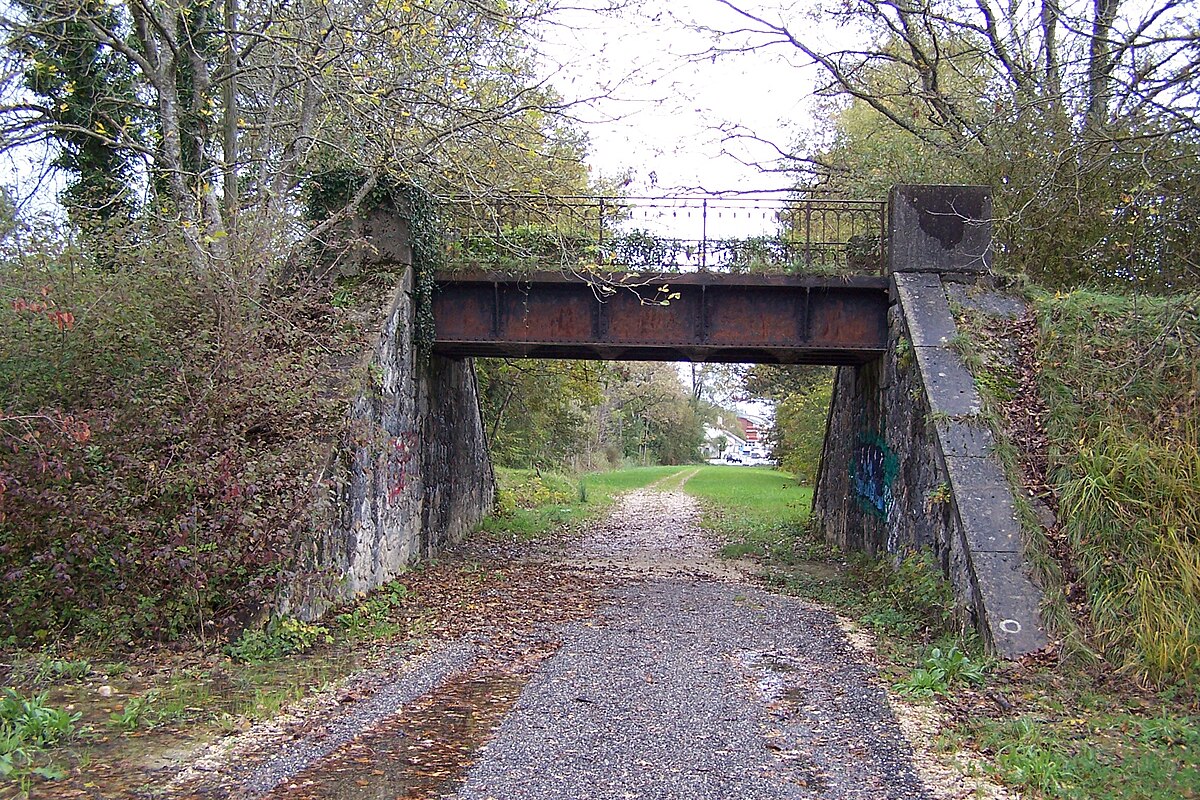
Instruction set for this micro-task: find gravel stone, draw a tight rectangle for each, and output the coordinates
[452,490,932,800]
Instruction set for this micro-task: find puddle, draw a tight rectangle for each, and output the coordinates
[740,650,808,716]
[262,669,529,799]
[3,644,368,799]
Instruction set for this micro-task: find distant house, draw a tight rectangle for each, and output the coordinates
[701,424,746,460]
[737,415,761,443]
[723,413,771,460]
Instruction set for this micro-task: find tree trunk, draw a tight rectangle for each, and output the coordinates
[1087,0,1121,132]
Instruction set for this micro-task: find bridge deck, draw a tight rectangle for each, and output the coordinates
[432,271,890,365]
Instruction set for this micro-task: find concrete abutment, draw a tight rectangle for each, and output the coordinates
[815,185,1049,658]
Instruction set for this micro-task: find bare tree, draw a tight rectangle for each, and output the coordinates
[684,0,1200,285]
[1,0,611,290]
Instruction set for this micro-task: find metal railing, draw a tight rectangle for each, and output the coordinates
[439,194,887,274]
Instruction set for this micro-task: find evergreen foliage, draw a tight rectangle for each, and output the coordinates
[12,0,143,221]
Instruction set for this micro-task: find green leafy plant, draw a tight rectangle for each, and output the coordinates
[0,688,80,750]
[895,646,986,697]
[0,687,80,784]
[33,658,91,684]
[108,692,156,732]
[895,335,914,370]
[225,617,333,665]
[334,581,412,640]
[924,481,952,510]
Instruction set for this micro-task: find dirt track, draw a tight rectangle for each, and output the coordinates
[159,484,1006,800]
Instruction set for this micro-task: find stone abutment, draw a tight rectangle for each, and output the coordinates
[279,207,495,619]
[815,186,1049,658]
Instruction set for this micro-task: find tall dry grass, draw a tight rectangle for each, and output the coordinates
[1038,290,1200,682]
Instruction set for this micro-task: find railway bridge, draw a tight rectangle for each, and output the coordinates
[329,184,1047,658]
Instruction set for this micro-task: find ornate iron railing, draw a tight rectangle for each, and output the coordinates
[439,194,887,275]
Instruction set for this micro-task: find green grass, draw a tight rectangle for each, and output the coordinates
[682,465,813,560]
[966,688,1200,799]
[580,465,687,496]
[951,288,1200,799]
[476,465,686,540]
[1035,290,1200,683]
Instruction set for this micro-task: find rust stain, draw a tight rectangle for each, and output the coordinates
[433,273,889,364]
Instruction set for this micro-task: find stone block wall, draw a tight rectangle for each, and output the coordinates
[814,186,1047,659]
[279,267,494,620]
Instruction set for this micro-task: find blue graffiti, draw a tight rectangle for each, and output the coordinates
[850,434,896,518]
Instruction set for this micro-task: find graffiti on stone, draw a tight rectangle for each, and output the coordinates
[850,432,897,518]
[387,430,419,502]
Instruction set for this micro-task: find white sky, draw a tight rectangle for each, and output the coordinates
[534,0,823,197]
[532,1,828,410]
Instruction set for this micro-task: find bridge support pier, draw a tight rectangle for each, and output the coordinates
[279,206,495,620]
[815,185,1049,659]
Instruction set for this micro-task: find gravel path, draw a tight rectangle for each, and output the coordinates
[165,484,939,800]
[452,488,931,800]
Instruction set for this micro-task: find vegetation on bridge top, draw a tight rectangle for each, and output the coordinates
[955,288,1200,685]
[1038,291,1200,682]
[438,194,887,277]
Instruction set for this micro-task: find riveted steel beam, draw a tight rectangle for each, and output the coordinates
[432,271,890,365]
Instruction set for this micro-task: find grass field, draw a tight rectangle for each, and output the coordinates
[474,465,686,540]
[580,465,688,496]
[680,465,813,560]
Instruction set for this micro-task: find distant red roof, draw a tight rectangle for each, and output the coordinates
[737,416,760,442]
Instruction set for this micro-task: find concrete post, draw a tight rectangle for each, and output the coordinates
[888,185,993,275]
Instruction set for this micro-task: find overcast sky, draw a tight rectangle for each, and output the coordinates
[531,1,829,408]
[534,0,824,197]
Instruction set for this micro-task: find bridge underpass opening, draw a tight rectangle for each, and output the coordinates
[412,185,1048,659]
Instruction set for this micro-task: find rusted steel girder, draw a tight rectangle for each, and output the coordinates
[432,271,890,365]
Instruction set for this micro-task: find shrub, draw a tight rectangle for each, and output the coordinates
[494,472,575,516]
[225,617,332,664]
[0,224,360,645]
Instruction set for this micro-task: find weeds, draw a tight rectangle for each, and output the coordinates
[108,693,155,732]
[895,646,987,697]
[33,659,91,684]
[1036,290,1200,682]
[334,581,413,640]
[0,688,80,783]
[948,289,1200,798]
[970,706,1200,799]
[225,617,333,665]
